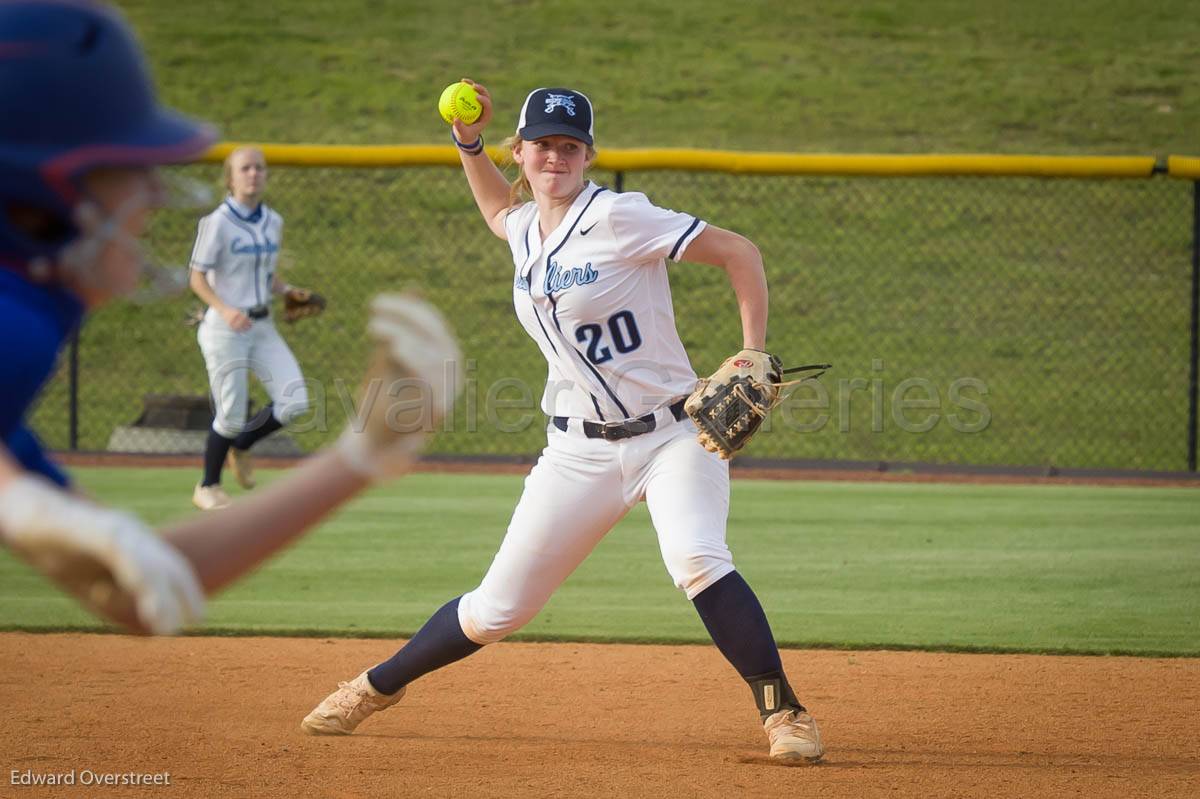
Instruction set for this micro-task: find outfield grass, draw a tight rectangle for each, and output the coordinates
[118,0,1200,155]
[28,168,1194,470]
[2,467,1196,656]
[26,1,1200,470]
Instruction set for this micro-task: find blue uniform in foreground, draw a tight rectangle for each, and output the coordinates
[0,268,84,487]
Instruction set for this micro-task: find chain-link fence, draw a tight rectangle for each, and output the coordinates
[28,152,1200,473]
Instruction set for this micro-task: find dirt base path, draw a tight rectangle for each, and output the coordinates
[1,633,1196,798]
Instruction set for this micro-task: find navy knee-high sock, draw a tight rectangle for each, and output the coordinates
[233,403,282,450]
[367,597,482,695]
[692,571,805,717]
[202,429,235,486]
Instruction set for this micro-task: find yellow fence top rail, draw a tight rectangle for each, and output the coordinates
[203,143,1181,179]
[1168,156,1200,179]
[593,150,1157,178]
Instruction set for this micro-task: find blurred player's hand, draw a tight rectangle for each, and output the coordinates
[335,294,463,480]
[0,476,205,634]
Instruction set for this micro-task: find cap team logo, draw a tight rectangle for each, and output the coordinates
[544,93,577,116]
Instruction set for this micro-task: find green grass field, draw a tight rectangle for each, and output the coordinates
[118,0,1200,155]
[28,170,1195,470]
[26,2,1199,471]
[2,467,1196,656]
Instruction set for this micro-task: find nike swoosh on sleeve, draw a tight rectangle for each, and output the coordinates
[579,222,598,235]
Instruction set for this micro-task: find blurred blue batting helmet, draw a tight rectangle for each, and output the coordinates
[0,0,216,276]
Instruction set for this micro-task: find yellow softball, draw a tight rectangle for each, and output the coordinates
[438,82,482,125]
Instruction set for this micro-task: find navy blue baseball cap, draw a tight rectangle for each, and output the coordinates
[517,88,594,146]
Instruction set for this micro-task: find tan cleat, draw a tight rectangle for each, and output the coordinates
[192,483,232,511]
[764,708,824,762]
[225,447,256,489]
[300,671,405,735]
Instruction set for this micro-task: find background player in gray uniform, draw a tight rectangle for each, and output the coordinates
[188,146,311,510]
[301,82,823,762]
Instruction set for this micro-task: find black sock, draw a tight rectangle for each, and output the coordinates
[367,597,482,695]
[232,403,283,451]
[202,428,235,486]
[692,571,803,716]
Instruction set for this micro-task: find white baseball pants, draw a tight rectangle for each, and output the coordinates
[197,309,310,438]
[458,410,734,645]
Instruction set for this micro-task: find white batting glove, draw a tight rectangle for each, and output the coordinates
[0,476,205,635]
[336,293,464,480]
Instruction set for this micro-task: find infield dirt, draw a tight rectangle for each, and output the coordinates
[1,633,1196,798]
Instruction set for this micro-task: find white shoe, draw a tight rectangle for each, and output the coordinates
[300,671,405,735]
[192,483,232,511]
[225,447,256,489]
[764,708,824,762]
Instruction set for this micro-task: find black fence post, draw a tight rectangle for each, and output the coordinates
[615,170,624,193]
[1189,180,1199,471]
[68,325,79,451]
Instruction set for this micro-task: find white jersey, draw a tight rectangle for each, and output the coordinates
[504,182,707,421]
[189,199,283,310]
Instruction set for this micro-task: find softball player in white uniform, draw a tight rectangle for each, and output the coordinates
[302,84,823,761]
[188,147,310,510]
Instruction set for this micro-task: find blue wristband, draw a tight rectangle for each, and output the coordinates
[451,131,484,155]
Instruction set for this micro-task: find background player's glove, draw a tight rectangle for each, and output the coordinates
[335,294,463,480]
[685,349,830,459]
[0,476,205,635]
[283,286,327,323]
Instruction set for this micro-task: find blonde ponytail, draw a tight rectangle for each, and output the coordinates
[500,135,531,206]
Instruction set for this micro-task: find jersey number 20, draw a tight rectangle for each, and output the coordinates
[576,310,642,365]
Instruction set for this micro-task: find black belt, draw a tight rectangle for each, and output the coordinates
[553,398,687,442]
[246,304,270,320]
